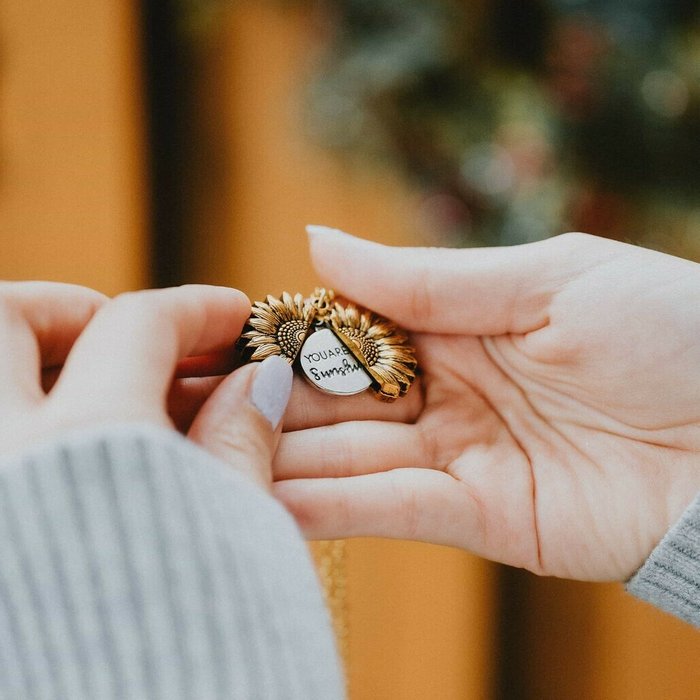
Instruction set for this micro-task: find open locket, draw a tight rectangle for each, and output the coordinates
[238,289,416,402]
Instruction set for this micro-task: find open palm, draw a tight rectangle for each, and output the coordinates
[274,230,700,581]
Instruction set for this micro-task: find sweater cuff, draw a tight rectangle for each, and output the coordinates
[626,492,700,627]
[0,422,344,699]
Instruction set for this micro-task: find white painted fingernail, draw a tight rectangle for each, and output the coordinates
[251,356,293,430]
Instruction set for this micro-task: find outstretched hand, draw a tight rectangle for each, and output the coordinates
[275,229,700,581]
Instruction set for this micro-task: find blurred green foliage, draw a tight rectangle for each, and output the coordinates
[307,0,700,253]
[181,0,700,255]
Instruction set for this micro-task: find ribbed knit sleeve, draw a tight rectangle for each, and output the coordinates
[0,423,345,700]
[626,492,700,627]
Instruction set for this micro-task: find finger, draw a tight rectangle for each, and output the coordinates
[0,282,106,408]
[168,375,225,433]
[306,227,602,335]
[189,356,293,490]
[283,373,423,431]
[47,358,232,423]
[273,469,481,549]
[174,347,239,378]
[274,421,425,479]
[169,365,423,435]
[53,285,250,412]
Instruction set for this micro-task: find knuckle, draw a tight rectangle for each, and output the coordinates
[104,286,216,340]
[336,479,354,533]
[0,284,30,324]
[325,427,355,476]
[46,282,108,305]
[391,474,420,540]
[314,426,342,476]
[554,231,593,248]
[0,286,18,316]
[111,288,157,307]
[419,423,441,467]
[0,281,108,333]
[549,232,610,265]
[211,419,267,463]
[108,289,174,322]
[109,289,145,311]
[56,284,109,319]
[77,286,110,308]
[408,260,434,325]
[531,232,594,267]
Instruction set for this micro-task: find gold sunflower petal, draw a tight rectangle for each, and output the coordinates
[248,317,276,333]
[293,293,308,317]
[333,303,347,326]
[304,303,316,323]
[241,329,263,341]
[250,343,283,361]
[268,295,290,319]
[252,306,278,326]
[245,334,278,346]
[345,306,360,327]
[378,347,415,363]
[376,334,408,345]
[371,364,395,384]
[386,367,413,386]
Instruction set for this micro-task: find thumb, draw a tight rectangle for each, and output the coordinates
[188,355,293,490]
[307,226,587,336]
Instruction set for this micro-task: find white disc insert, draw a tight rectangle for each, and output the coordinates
[299,328,372,396]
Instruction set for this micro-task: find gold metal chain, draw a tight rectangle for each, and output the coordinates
[313,539,350,682]
[309,287,335,322]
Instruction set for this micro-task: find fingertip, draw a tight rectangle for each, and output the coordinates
[178,284,251,310]
[229,286,252,309]
[228,286,252,307]
[307,225,345,267]
[306,224,380,259]
[306,225,388,297]
[185,284,252,348]
[228,287,253,321]
[306,224,353,240]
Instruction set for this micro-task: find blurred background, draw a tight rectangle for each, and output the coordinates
[2,0,699,697]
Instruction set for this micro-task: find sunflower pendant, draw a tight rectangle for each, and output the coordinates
[238,289,416,402]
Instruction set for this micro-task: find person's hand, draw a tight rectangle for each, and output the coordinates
[274,229,700,581]
[0,282,292,490]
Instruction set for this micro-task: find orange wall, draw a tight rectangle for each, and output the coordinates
[0,0,147,292]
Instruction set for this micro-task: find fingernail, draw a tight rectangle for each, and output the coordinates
[306,224,354,239]
[250,355,293,430]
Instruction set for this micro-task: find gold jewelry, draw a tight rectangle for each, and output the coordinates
[238,288,416,401]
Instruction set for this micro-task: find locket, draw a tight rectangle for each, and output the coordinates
[238,289,416,402]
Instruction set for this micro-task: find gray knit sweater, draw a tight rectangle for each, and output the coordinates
[626,492,700,626]
[0,424,696,700]
[0,423,344,699]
